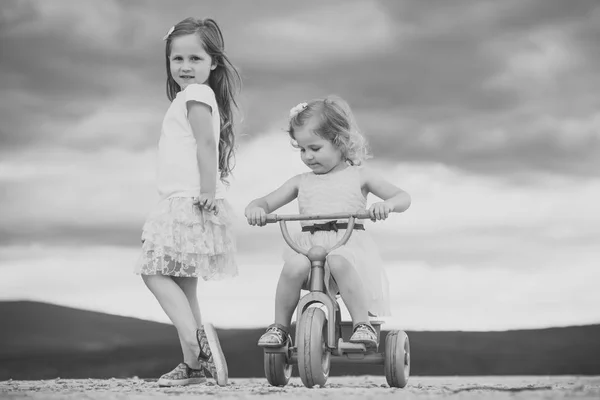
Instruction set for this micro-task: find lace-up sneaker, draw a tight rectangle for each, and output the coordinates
[257,324,291,348]
[157,363,206,387]
[196,323,228,386]
[349,323,378,349]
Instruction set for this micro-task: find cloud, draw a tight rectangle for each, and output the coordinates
[1,244,599,330]
[0,147,156,246]
[3,131,599,278]
[1,0,600,330]
[237,1,399,67]
[2,0,600,176]
[359,109,600,176]
[237,0,600,176]
[384,259,600,331]
[0,0,167,150]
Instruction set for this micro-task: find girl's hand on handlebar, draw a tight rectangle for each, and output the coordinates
[368,201,393,221]
[245,207,267,226]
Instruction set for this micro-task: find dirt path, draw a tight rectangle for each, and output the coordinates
[1,376,599,399]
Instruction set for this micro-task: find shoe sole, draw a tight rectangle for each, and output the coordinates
[258,341,286,348]
[204,322,228,386]
[157,377,207,387]
[349,339,379,350]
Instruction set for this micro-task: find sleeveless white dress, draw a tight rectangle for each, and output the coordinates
[283,166,391,316]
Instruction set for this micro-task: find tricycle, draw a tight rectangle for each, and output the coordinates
[258,211,410,388]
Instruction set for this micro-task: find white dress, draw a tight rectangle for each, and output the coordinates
[134,84,237,280]
[283,166,391,316]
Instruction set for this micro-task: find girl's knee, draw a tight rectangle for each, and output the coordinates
[173,276,198,293]
[327,254,350,275]
[141,273,158,286]
[141,273,175,291]
[281,255,310,280]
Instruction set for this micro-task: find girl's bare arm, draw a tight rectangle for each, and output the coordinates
[362,167,411,213]
[188,102,217,195]
[245,175,301,225]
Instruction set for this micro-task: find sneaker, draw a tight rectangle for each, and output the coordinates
[257,324,290,348]
[349,323,378,349]
[197,323,228,386]
[157,363,206,387]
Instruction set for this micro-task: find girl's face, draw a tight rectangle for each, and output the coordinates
[294,118,345,175]
[169,34,215,90]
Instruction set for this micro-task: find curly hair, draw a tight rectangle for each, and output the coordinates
[164,17,242,183]
[287,96,371,165]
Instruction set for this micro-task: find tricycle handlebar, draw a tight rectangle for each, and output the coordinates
[262,211,371,257]
[265,211,371,224]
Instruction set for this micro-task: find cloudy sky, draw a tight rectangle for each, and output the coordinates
[1,0,599,331]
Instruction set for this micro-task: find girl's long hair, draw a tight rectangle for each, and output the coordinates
[164,17,242,182]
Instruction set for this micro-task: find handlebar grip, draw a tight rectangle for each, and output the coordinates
[265,214,278,224]
[354,211,372,220]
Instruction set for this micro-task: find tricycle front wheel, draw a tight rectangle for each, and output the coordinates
[297,307,330,388]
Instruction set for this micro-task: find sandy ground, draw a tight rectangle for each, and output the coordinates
[1,376,598,400]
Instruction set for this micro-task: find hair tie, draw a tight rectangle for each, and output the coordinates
[163,26,175,41]
[289,102,307,121]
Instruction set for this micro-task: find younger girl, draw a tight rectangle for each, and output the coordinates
[135,17,241,387]
[245,96,411,349]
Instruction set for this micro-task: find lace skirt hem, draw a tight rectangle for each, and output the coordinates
[134,197,238,280]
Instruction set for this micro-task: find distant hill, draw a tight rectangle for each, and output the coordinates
[1,301,599,380]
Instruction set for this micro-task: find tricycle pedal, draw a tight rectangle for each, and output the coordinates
[338,339,367,354]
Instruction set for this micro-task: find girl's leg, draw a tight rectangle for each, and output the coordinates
[171,276,228,386]
[327,254,377,346]
[173,276,202,326]
[326,255,369,326]
[142,274,201,368]
[258,254,310,347]
[172,276,202,369]
[274,254,311,327]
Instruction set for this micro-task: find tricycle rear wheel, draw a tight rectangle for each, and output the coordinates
[264,351,292,387]
[384,330,410,388]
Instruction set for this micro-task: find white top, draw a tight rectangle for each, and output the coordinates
[297,166,366,225]
[157,84,225,200]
